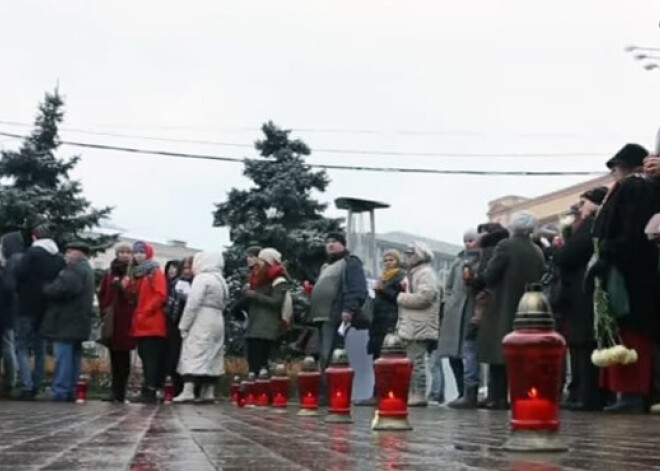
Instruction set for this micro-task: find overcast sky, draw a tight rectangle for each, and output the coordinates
[2,1,660,251]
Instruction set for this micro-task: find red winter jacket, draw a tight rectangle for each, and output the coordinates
[131,268,167,338]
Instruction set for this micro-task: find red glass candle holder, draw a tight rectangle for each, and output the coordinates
[237,381,247,408]
[297,356,321,416]
[255,368,271,407]
[245,372,257,407]
[230,376,240,405]
[501,285,568,452]
[271,364,289,409]
[75,375,88,404]
[325,349,354,424]
[163,376,174,404]
[373,333,413,430]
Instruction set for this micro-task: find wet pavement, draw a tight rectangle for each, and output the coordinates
[0,401,658,470]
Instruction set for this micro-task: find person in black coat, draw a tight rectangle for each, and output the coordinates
[41,242,95,401]
[0,231,25,393]
[554,186,608,411]
[14,225,65,399]
[590,143,659,413]
[368,249,406,359]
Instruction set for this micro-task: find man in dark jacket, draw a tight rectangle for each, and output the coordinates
[0,231,25,394]
[554,186,608,411]
[41,241,95,401]
[14,225,64,399]
[309,232,367,369]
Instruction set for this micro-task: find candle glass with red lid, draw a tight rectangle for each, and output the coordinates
[245,372,257,407]
[270,364,289,409]
[501,284,567,452]
[297,356,321,416]
[372,333,413,431]
[163,376,174,404]
[324,348,354,424]
[237,381,248,408]
[75,374,88,404]
[255,368,271,406]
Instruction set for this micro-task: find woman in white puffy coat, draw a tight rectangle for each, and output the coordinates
[174,252,228,403]
[397,242,441,407]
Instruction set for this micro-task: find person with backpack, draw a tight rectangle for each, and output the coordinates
[243,248,290,374]
[310,233,367,370]
[174,252,228,403]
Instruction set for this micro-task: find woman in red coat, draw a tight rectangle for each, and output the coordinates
[132,241,167,403]
[98,242,137,403]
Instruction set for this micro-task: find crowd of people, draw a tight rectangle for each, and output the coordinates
[2,143,660,412]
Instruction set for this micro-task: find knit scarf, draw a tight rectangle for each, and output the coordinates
[249,264,286,289]
[134,259,160,278]
[380,268,402,282]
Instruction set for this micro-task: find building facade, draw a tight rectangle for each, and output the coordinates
[488,175,613,227]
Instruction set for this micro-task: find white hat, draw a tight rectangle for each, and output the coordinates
[258,248,282,265]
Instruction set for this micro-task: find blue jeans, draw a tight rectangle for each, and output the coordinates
[463,338,480,388]
[428,347,445,402]
[15,317,45,393]
[2,329,17,389]
[52,342,82,400]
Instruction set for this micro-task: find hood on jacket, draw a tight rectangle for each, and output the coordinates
[192,252,224,275]
[478,227,510,249]
[406,241,434,264]
[133,241,154,259]
[1,231,25,259]
[32,239,59,255]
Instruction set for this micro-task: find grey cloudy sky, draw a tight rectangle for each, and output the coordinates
[2,0,660,251]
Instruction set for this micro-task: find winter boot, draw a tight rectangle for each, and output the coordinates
[196,384,216,404]
[448,385,479,409]
[603,393,645,414]
[173,383,195,403]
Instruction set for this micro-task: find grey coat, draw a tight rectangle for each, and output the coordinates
[476,235,545,365]
[41,258,95,343]
[438,249,480,358]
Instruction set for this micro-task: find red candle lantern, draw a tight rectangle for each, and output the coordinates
[237,381,247,408]
[75,375,88,404]
[297,356,321,416]
[255,368,271,406]
[501,284,567,452]
[372,333,413,431]
[270,364,289,410]
[163,376,174,404]
[245,372,257,407]
[230,376,240,405]
[324,348,354,424]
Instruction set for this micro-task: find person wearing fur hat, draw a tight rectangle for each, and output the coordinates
[589,144,659,413]
[474,211,545,410]
[439,230,481,409]
[243,248,289,374]
[97,242,137,403]
[553,186,608,411]
[397,242,441,407]
[131,241,167,403]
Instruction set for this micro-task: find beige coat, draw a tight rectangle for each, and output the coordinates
[396,262,440,341]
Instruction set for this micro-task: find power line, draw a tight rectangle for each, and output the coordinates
[0,131,604,177]
[0,120,608,158]
[0,130,605,176]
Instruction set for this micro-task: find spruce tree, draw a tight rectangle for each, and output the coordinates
[214,121,342,285]
[0,89,115,252]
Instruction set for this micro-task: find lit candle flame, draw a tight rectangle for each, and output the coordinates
[528,387,538,399]
[388,391,395,399]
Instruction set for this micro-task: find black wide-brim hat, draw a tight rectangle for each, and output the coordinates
[606,143,649,170]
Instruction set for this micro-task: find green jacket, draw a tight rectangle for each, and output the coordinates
[246,279,286,341]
